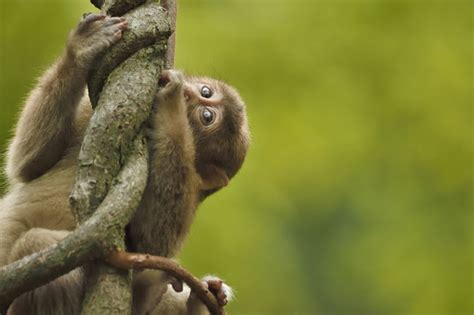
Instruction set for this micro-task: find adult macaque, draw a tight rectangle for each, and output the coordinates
[0,12,248,315]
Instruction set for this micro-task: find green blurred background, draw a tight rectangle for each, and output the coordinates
[0,1,472,314]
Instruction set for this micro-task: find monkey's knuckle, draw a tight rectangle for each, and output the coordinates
[103,16,123,26]
[82,13,105,24]
[169,71,184,84]
[110,26,123,36]
[77,14,105,35]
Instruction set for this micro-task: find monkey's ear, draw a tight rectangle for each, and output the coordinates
[199,164,229,191]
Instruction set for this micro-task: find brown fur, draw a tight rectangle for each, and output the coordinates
[0,14,248,315]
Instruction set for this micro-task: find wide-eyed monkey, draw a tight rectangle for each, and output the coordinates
[0,13,249,315]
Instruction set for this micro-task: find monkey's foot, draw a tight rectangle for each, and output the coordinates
[202,275,233,306]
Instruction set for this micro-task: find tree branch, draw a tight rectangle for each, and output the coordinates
[1,2,227,315]
[161,0,177,69]
[70,0,172,312]
[102,0,146,16]
[0,135,148,313]
[87,3,171,106]
[106,251,226,315]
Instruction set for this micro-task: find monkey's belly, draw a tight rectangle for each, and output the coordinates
[1,161,77,230]
[128,202,193,258]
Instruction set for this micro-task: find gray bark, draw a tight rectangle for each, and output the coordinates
[0,136,148,312]
[0,1,172,314]
[71,1,172,314]
[161,0,177,69]
[88,3,170,107]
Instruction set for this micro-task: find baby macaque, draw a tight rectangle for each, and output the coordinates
[0,12,249,315]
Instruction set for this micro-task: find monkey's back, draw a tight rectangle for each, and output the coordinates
[0,148,80,265]
[0,97,93,267]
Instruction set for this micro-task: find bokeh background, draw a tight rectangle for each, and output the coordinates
[0,1,472,314]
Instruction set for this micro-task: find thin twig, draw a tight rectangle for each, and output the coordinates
[106,250,226,315]
[0,135,148,313]
[161,0,177,69]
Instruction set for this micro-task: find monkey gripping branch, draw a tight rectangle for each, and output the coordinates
[0,0,226,314]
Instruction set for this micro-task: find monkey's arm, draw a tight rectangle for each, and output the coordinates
[6,14,127,183]
[129,71,198,257]
[6,53,86,183]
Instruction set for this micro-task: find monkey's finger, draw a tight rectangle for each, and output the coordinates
[112,30,123,41]
[168,70,184,84]
[104,17,127,27]
[115,21,129,31]
[207,280,228,306]
[158,70,171,87]
[207,280,228,305]
[104,22,128,35]
[77,13,106,33]
[217,291,228,306]
[207,279,223,293]
[82,13,106,24]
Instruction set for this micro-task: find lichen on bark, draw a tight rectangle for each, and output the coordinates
[0,1,173,313]
[69,3,171,314]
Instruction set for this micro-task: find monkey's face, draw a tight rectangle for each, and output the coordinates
[184,76,250,196]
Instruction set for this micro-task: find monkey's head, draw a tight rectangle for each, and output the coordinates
[184,75,250,199]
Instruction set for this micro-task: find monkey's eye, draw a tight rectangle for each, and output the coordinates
[200,107,216,126]
[200,86,213,98]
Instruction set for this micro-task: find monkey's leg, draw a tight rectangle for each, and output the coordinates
[7,228,84,315]
[6,14,127,183]
[130,70,198,256]
[132,269,181,315]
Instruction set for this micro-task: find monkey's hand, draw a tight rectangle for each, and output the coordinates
[157,70,185,104]
[152,70,187,124]
[67,13,128,70]
[202,275,233,307]
[148,275,233,315]
[187,275,234,311]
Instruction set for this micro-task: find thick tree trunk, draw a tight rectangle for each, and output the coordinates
[0,137,148,313]
[71,1,172,314]
[0,1,174,314]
